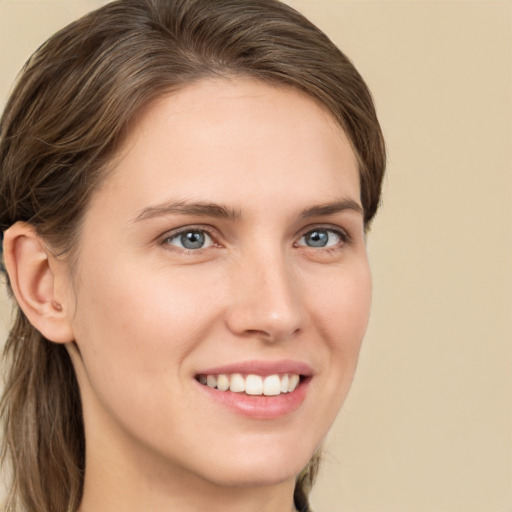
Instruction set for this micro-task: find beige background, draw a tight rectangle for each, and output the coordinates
[1,1,511,511]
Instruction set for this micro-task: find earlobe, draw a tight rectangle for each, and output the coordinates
[3,222,74,344]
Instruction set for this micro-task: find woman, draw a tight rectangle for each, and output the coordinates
[0,1,385,511]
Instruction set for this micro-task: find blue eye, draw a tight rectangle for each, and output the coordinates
[164,230,214,250]
[298,228,344,248]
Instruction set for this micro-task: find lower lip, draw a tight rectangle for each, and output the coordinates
[196,378,310,420]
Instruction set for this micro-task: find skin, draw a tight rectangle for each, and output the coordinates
[5,77,372,512]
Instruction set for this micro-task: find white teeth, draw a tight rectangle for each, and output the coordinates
[217,374,230,391]
[229,373,245,392]
[263,375,281,396]
[288,374,300,392]
[245,374,263,395]
[280,374,289,393]
[199,372,302,396]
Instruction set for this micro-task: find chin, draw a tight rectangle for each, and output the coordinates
[185,436,317,489]
[200,462,304,489]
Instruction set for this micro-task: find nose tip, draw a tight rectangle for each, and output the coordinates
[225,258,304,342]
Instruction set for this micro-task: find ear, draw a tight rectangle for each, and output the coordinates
[3,222,75,343]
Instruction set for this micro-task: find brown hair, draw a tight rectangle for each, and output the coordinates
[0,1,385,510]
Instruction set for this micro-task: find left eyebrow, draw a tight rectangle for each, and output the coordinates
[132,200,241,223]
[299,198,364,219]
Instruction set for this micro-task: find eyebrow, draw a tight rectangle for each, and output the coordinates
[299,198,364,219]
[133,200,241,222]
[132,197,363,223]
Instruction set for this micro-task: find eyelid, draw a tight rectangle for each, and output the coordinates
[159,225,220,251]
[295,224,351,244]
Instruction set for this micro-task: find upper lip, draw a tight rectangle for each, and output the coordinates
[196,359,314,377]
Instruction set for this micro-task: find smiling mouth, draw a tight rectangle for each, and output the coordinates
[195,373,306,396]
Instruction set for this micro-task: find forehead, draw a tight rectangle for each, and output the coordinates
[94,77,360,215]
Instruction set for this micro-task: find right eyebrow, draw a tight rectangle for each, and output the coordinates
[132,200,241,223]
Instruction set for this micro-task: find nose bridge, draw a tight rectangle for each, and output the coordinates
[226,246,304,340]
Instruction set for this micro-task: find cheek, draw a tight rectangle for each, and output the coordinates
[309,260,372,405]
[72,261,220,373]
[311,258,372,347]
[68,261,223,446]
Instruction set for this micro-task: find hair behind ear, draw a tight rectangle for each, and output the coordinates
[294,448,321,512]
[0,310,85,512]
[1,223,82,511]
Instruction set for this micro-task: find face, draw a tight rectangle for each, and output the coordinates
[65,78,371,491]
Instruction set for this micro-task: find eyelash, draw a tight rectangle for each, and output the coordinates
[159,224,351,254]
[160,225,218,254]
[295,225,351,252]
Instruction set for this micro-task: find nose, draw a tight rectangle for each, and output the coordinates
[225,251,305,342]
